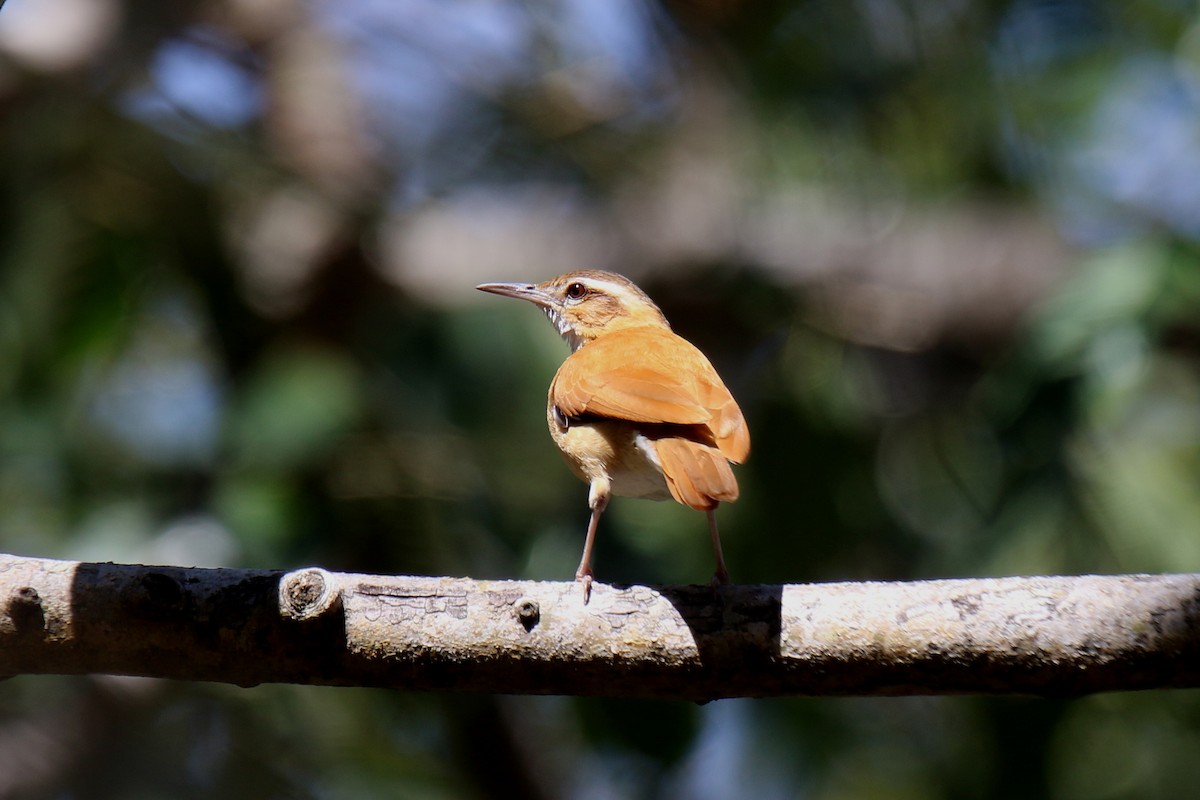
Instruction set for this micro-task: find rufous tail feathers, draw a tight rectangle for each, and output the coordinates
[653,437,739,511]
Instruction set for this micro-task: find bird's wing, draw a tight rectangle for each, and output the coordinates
[551,327,750,462]
[552,352,711,425]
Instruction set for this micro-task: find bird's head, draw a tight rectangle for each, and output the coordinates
[477,270,670,350]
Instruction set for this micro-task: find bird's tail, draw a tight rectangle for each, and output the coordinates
[653,437,739,511]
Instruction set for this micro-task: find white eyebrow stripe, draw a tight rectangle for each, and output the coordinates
[579,278,632,294]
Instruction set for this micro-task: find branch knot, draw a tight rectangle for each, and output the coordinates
[280,568,342,621]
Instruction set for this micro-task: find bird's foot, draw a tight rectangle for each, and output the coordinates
[710,567,730,588]
[708,570,729,604]
[575,571,594,605]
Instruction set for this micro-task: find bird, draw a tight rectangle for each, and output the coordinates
[476,270,750,603]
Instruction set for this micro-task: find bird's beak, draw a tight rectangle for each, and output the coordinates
[476,281,558,310]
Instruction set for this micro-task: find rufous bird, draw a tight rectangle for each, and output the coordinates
[476,270,750,603]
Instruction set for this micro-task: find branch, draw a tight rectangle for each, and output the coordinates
[0,553,1196,700]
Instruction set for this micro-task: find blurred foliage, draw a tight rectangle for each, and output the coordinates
[2,0,1200,797]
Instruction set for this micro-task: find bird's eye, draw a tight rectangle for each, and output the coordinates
[565,282,587,300]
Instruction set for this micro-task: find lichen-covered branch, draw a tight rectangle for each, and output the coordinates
[0,553,1196,700]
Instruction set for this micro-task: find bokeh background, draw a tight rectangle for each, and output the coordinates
[2,0,1200,796]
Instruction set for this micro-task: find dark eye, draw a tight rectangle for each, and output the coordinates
[565,282,587,300]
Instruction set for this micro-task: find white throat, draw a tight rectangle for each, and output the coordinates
[543,307,585,352]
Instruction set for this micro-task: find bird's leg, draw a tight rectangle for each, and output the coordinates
[576,508,600,604]
[576,479,610,604]
[707,507,730,587]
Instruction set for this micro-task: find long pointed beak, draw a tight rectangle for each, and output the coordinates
[476,281,557,309]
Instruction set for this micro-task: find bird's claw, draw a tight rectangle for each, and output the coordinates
[577,573,594,605]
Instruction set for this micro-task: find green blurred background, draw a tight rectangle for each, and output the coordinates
[2,0,1200,796]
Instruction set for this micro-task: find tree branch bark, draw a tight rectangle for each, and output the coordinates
[0,553,1196,700]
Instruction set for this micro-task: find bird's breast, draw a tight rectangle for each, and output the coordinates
[546,405,672,501]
